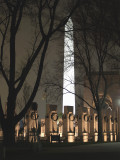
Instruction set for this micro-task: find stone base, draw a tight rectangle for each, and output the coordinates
[68,132,75,143]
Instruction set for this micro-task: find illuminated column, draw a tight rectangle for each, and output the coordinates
[0,129,3,139]
[45,104,58,138]
[82,113,89,142]
[69,114,74,132]
[114,117,117,141]
[87,108,91,139]
[58,118,63,137]
[111,116,114,141]
[63,112,67,138]
[108,115,111,142]
[103,115,108,142]
[15,123,20,137]
[94,114,98,142]
[15,122,20,142]
[51,113,58,134]
[63,106,75,142]
[63,18,75,114]
[40,119,46,137]
[63,106,72,137]
[75,116,78,137]
[80,107,90,142]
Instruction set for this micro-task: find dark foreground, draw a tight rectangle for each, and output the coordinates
[0,142,120,160]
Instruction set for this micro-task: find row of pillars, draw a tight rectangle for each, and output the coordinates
[40,104,120,143]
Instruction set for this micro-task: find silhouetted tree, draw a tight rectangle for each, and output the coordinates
[70,0,120,142]
[0,0,79,146]
[44,0,120,143]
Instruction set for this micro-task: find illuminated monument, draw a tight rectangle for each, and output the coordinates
[0,17,120,144]
[0,82,119,143]
[63,18,75,114]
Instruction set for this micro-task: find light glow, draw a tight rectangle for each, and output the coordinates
[83,133,88,142]
[68,132,75,142]
[103,132,107,142]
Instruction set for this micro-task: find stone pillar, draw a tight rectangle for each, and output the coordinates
[63,106,75,142]
[24,105,39,142]
[63,113,67,138]
[0,129,3,140]
[107,115,111,142]
[113,117,116,142]
[90,108,98,142]
[114,109,118,142]
[103,111,109,142]
[40,119,46,137]
[75,115,78,137]
[45,104,58,139]
[90,109,95,142]
[58,118,63,137]
[114,117,117,142]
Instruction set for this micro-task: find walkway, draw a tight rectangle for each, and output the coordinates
[42,142,120,153]
[4,142,120,160]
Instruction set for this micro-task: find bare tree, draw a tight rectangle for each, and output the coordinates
[70,0,120,142]
[0,0,79,146]
[44,0,120,143]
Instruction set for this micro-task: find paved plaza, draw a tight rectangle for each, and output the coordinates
[3,142,120,160]
[41,142,120,153]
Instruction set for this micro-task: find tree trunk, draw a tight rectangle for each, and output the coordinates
[3,120,15,147]
[98,108,103,142]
